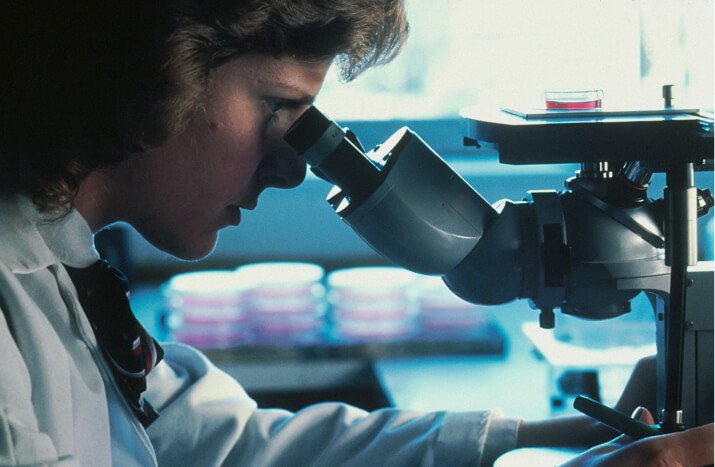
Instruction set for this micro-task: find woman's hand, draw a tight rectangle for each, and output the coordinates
[560,407,714,467]
[517,355,659,448]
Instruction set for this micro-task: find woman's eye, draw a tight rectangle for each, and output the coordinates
[268,101,282,114]
[267,99,290,117]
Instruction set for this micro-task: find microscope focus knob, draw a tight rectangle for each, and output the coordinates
[539,308,555,329]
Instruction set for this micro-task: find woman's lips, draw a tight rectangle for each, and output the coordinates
[225,198,257,227]
[226,205,242,226]
[239,200,257,210]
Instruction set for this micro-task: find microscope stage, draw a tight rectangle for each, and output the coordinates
[461,107,713,168]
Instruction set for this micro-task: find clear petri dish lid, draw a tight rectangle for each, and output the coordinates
[251,297,326,316]
[327,267,417,292]
[234,262,325,287]
[163,270,254,300]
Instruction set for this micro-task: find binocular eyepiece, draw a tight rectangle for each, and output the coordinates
[284,106,383,207]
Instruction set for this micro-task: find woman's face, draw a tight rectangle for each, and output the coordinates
[113,54,332,260]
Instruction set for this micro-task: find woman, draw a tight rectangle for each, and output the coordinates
[0,2,711,465]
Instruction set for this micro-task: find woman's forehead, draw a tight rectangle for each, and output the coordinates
[213,54,333,92]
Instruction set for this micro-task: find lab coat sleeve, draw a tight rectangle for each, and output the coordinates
[146,343,519,466]
[0,305,79,467]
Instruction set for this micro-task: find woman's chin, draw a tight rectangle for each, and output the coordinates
[146,230,219,262]
[176,237,219,261]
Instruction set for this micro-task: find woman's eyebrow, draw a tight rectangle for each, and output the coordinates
[258,80,317,103]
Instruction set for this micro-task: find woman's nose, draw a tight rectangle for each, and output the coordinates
[257,141,307,190]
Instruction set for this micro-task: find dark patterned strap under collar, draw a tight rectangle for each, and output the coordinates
[64,259,164,427]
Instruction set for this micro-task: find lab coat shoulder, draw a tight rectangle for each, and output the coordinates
[0,263,80,467]
[146,342,518,466]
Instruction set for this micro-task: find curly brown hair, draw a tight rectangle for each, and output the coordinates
[0,1,408,214]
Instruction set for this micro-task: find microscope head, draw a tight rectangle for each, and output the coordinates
[285,106,499,276]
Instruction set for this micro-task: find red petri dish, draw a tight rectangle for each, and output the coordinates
[544,89,603,110]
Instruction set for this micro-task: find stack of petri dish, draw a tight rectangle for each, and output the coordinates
[163,270,253,348]
[235,262,327,345]
[327,266,418,342]
[411,275,488,337]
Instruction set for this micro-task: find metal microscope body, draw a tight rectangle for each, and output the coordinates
[284,105,714,430]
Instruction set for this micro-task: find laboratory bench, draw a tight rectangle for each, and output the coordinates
[131,286,651,422]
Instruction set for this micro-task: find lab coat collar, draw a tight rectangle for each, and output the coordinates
[0,196,99,274]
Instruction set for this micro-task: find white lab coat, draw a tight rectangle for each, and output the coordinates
[0,195,519,466]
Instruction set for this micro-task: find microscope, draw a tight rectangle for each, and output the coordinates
[284,90,714,435]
